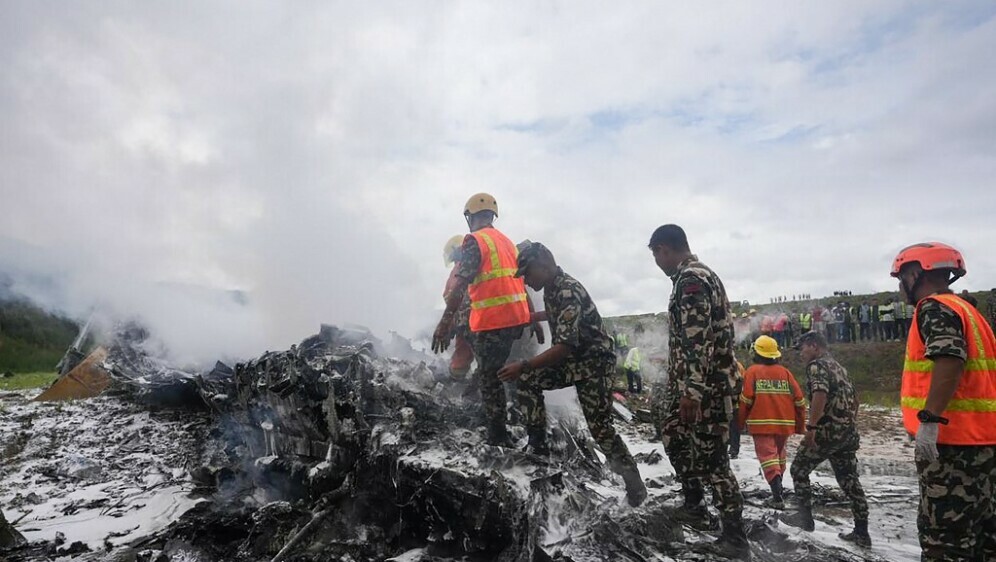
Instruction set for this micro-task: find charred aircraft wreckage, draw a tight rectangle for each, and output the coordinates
[0,323,894,562]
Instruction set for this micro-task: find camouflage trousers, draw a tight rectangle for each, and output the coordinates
[790,428,868,523]
[916,444,995,562]
[517,355,637,472]
[662,425,744,519]
[469,326,523,427]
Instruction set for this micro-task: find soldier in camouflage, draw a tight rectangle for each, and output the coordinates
[497,242,647,507]
[893,245,996,561]
[648,224,750,560]
[780,331,871,547]
[988,288,996,332]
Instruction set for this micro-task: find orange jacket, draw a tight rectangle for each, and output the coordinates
[738,363,806,435]
[902,293,996,445]
[466,228,530,332]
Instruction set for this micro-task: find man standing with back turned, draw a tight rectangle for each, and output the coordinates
[648,224,750,560]
[432,193,543,446]
[891,242,996,561]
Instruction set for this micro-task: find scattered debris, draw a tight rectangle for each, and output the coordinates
[34,347,110,401]
[1,323,918,561]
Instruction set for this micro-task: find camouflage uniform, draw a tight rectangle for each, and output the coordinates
[913,295,996,561]
[457,236,525,428]
[987,291,996,332]
[517,268,637,470]
[656,255,744,520]
[789,354,869,524]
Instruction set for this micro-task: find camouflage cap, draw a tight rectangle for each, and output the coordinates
[514,241,550,277]
[794,330,827,350]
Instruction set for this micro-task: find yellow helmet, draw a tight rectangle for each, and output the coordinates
[464,192,499,217]
[443,235,465,266]
[753,335,781,359]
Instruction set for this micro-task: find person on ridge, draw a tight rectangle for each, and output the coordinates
[624,346,643,394]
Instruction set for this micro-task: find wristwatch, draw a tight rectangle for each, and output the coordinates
[520,359,533,375]
[805,424,819,431]
[917,409,949,425]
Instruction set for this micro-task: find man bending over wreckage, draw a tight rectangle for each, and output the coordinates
[497,242,648,507]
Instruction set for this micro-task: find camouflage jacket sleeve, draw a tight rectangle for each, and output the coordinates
[549,287,582,350]
[674,275,714,401]
[807,361,831,396]
[455,236,481,282]
[917,298,968,361]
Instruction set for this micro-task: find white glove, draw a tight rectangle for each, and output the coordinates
[915,422,939,462]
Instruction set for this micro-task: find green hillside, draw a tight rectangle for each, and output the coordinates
[0,299,79,374]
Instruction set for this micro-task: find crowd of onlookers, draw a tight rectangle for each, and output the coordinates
[735,289,996,349]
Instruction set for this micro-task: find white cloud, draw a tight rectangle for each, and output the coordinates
[1,1,994,364]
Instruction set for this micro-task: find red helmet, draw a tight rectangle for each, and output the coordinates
[890,242,966,278]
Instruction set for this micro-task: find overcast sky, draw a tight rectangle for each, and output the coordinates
[2,2,995,364]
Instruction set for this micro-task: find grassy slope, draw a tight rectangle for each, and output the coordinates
[0,299,79,374]
[0,371,60,391]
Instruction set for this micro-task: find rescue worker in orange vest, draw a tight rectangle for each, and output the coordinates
[891,242,996,561]
[737,336,805,509]
[442,235,475,379]
[432,193,543,446]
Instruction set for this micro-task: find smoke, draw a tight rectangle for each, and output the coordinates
[0,5,439,367]
[4,3,996,367]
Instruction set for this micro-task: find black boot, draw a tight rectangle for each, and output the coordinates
[673,486,710,528]
[0,508,26,548]
[764,475,785,509]
[615,463,648,507]
[705,514,751,560]
[780,503,815,532]
[839,520,872,547]
[486,419,513,447]
[524,426,549,455]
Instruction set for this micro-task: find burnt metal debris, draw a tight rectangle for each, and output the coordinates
[2,323,896,562]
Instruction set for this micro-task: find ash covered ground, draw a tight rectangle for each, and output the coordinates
[0,326,919,561]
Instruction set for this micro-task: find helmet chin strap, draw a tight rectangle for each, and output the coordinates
[903,271,923,306]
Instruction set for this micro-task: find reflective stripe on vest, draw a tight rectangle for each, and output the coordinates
[901,293,996,445]
[467,228,531,332]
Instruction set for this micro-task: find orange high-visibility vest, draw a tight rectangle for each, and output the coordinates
[902,293,996,445]
[467,227,530,333]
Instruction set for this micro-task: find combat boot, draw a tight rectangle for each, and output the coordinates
[763,475,785,509]
[673,503,712,529]
[839,520,872,547]
[616,464,648,507]
[486,420,513,447]
[523,426,549,455]
[673,486,711,528]
[779,504,815,532]
[705,515,751,560]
